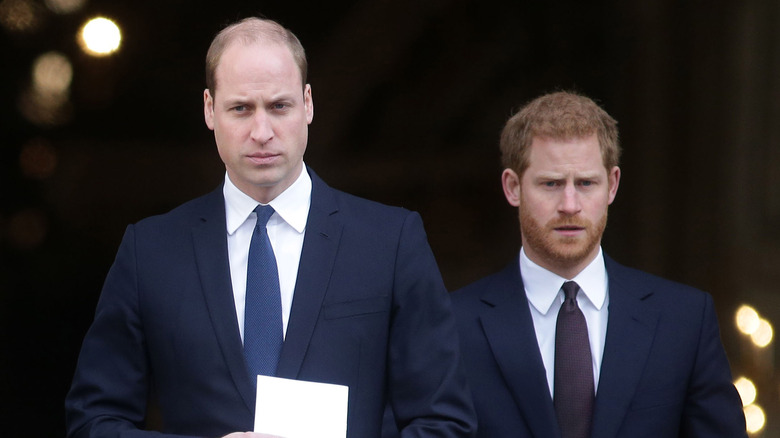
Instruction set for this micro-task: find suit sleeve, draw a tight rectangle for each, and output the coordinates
[385,212,477,438]
[681,293,747,437]
[65,225,200,438]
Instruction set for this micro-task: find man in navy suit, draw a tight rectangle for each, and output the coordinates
[451,91,746,438]
[65,17,475,438]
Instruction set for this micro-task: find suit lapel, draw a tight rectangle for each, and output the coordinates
[591,256,660,438]
[479,260,560,438]
[191,186,257,411]
[275,169,343,379]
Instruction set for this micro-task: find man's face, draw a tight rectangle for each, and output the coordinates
[502,134,620,277]
[204,41,313,204]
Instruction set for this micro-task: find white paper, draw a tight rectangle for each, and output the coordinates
[254,375,348,438]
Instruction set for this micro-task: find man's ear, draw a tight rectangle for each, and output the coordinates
[607,166,621,205]
[203,89,215,130]
[304,84,314,124]
[502,168,521,207]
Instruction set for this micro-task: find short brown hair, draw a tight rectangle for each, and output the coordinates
[205,17,308,96]
[500,91,620,177]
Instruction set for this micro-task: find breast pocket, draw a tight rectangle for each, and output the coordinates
[628,383,686,411]
[322,296,390,320]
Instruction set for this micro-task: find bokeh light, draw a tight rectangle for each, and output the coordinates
[18,51,73,126]
[0,0,41,32]
[734,377,757,407]
[751,319,773,348]
[79,17,122,56]
[18,88,72,126]
[744,403,766,434]
[33,51,73,95]
[44,0,85,14]
[736,305,761,335]
[19,138,57,179]
[7,208,48,250]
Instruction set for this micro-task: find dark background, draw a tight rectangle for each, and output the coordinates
[3,0,780,436]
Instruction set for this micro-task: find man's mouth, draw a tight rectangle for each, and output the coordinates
[553,225,585,236]
[247,152,280,165]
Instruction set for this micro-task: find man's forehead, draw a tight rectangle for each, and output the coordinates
[213,40,302,91]
[531,132,598,144]
[217,39,289,68]
[525,135,607,173]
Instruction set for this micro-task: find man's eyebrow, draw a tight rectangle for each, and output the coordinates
[533,172,565,179]
[222,97,249,106]
[532,171,604,180]
[268,93,297,102]
[576,172,604,179]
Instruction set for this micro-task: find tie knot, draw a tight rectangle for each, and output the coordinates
[562,281,579,301]
[254,205,275,227]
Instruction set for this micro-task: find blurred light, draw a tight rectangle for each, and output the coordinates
[33,51,73,95]
[18,87,72,126]
[79,17,121,56]
[0,0,41,32]
[19,52,73,127]
[751,319,773,348]
[734,377,757,407]
[19,138,57,179]
[744,404,766,434]
[7,208,48,250]
[736,305,761,335]
[44,0,85,14]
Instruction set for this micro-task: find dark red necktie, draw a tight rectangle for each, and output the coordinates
[554,281,594,438]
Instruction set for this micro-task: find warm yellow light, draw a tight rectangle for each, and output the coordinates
[19,138,57,179]
[19,51,73,126]
[79,17,121,56]
[32,51,72,95]
[7,208,48,250]
[45,0,85,14]
[744,404,766,434]
[734,377,757,406]
[0,0,40,32]
[736,305,761,335]
[751,319,773,348]
[17,88,72,126]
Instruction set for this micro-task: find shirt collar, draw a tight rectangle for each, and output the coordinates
[223,164,311,235]
[520,246,608,316]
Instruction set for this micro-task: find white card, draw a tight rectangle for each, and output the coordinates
[254,375,349,438]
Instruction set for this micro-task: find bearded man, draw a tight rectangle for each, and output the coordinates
[450,91,746,438]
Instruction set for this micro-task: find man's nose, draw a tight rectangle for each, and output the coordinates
[558,184,582,215]
[250,112,274,143]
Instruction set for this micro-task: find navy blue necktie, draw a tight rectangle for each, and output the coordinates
[244,205,283,381]
[554,281,594,438]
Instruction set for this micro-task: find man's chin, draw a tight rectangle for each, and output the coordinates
[547,241,596,265]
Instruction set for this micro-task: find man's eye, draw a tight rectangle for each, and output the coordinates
[580,180,594,187]
[272,102,288,110]
[232,105,246,112]
[543,181,558,187]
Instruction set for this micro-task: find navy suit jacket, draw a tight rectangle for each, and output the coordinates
[66,169,475,438]
[451,254,746,438]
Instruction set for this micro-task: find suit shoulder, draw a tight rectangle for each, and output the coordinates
[451,263,516,306]
[452,274,497,299]
[330,187,415,225]
[607,256,712,308]
[307,168,421,229]
[131,188,220,232]
[332,187,409,214]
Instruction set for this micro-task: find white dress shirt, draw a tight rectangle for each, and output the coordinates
[520,246,609,397]
[224,165,311,341]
